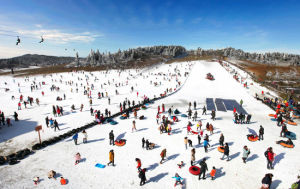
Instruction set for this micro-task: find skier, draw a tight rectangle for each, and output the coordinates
[109,130,114,145]
[107,150,115,166]
[198,158,208,180]
[138,168,147,186]
[259,125,264,141]
[261,173,273,189]
[82,130,87,143]
[160,149,167,164]
[220,143,230,161]
[242,146,250,163]
[136,158,142,171]
[73,133,78,145]
[219,133,224,146]
[172,173,183,187]
[75,152,81,165]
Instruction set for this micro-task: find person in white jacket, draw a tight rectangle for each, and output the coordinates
[82,130,88,143]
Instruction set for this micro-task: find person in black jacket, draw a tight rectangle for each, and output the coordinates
[259,125,264,141]
[53,120,60,131]
[202,106,206,115]
[197,134,201,145]
[14,112,19,121]
[142,138,145,148]
[277,114,282,126]
[109,130,114,145]
[45,116,49,127]
[261,173,273,189]
[145,140,149,150]
[219,133,224,146]
[221,143,230,161]
[198,158,208,180]
[139,168,147,186]
[246,114,251,124]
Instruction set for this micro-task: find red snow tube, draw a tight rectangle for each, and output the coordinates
[115,139,126,146]
[218,146,224,153]
[279,142,294,148]
[191,131,199,135]
[247,135,259,142]
[189,166,201,175]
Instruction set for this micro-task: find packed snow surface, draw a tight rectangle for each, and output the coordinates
[0,61,299,189]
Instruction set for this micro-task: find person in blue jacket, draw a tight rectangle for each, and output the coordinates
[203,139,210,153]
[73,133,78,145]
[172,173,183,187]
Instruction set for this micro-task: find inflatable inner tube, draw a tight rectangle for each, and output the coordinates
[247,135,259,142]
[287,121,297,126]
[279,142,294,148]
[174,109,180,114]
[268,114,275,117]
[110,121,118,125]
[115,139,126,146]
[218,146,224,153]
[191,131,199,135]
[181,114,188,118]
[189,166,201,175]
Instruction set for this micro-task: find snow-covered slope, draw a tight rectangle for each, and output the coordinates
[0,61,299,189]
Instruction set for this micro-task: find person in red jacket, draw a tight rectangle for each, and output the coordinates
[136,158,142,171]
[265,147,275,169]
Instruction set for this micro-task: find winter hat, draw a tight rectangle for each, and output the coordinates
[213,166,216,169]
[203,158,206,161]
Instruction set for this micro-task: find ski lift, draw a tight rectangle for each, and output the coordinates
[16,36,20,45]
[39,36,44,43]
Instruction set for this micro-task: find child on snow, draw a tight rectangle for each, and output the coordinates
[33,177,39,185]
[82,130,87,143]
[210,167,216,180]
[136,158,142,171]
[177,161,184,169]
[60,177,67,185]
[172,173,183,187]
[75,152,81,165]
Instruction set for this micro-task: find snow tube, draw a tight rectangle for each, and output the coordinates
[189,166,201,175]
[270,118,277,121]
[285,131,296,140]
[247,135,259,142]
[174,109,180,114]
[139,115,145,120]
[120,116,126,120]
[287,121,297,126]
[268,114,275,117]
[279,142,294,148]
[218,146,224,153]
[292,114,300,119]
[181,114,188,118]
[115,139,126,146]
[191,131,199,135]
[95,163,106,168]
[141,106,147,110]
[110,121,118,125]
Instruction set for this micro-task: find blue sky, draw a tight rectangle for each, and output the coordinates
[0,0,300,58]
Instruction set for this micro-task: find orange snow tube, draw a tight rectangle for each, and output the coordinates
[268,114,275,117]
[292,115,300,119]
[279,142,294,148]
[218,146,224,153]
[115,139,126,146]
[288,121,297,126]
[247,135,259,142]
[189,166,201,175]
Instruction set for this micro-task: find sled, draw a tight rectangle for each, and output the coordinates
[218,146,224,153]
[95,163,106,168]
[174,109,180,114]
[110,121,118,125]
[181,114,188,118]
[285,131,296,140]
[268,114,275,117]
[191,131,199,135]
[120,116,126,120]
[279,142,294,148]
[287,121,297,126]
[270,118,277,121]
[292,114,300,119]
[247,135,259,142]
[189,166,201,175]
[115,139,126,146]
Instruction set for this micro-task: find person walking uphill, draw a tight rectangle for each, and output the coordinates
[198,158,208,180]
[242,146,250,163]
[221,143,230,161]
[109,130,114,145]
[191,148,196,166]
[160,149,167,164]
[73,133,78,145]
[136,158,142,171]
[75,152,81,165]
[219,133,224,146]
[54,120,60,131]
[107,150,115,166]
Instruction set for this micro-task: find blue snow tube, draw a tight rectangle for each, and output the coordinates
[106,118,113,123]
[110,121,118,125]
[174,109,180,114]
[181,114,188,118]
[285,131,296,140]
[270,118,277,121]
[120,116,126,120]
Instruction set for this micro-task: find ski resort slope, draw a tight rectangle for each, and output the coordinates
[0,61,299,189]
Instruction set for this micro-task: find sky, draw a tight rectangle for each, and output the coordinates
[0,0,300,58]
